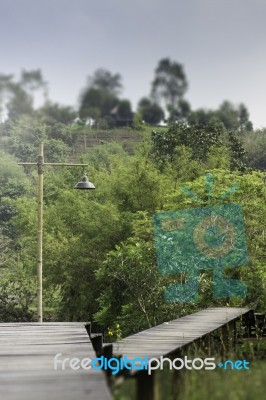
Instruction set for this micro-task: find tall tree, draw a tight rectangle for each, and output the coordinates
[79,69,123,120]
[88,68,122,96]
[117,99,132,117]
[20,69,48,102]
[137,97,164,125]
[188,101,253,132]
[37,101,76,124]
[243,129,266,170]
[168,99,191,123]
[238,103,253,132]
[0,69,48,120]
[151,58,188,114]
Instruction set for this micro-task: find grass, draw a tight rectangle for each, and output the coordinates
[113,340,266,399]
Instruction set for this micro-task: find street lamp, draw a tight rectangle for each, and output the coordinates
[75,172,95,189]
[18,142,95,322]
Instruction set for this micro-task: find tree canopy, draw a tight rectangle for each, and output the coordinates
[79,69,123,123]
[137,97,165,125]
[151,58,188,121]
[0,63,265,342]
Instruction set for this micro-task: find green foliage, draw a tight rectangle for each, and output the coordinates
[0,117,71,163]
[227,130,247,171]
[0,266,35,322]
[137,97,164,125]
[188,101,253,132]
[79,69,123,121]
[116,99,132,119]
[79,87,118,120]
[0,115,47,161]
[243,129,266,170]
[150,123,223,168]
[168,99,191,123]
[150,124,247,172]
[37,101,76,124]
[95,170,266,336]
[166,171,266,309]
[80,142,128,171]
[0,61,263,335]
[0,150,28,193]
[20,69,47,94]
[0,69,47,120]
[0,151,30,237]
[87,68,122,96]
[105,154,169,213]
[10,165,130,320]
[95,212,185,336]
[0,64,264,333]
[151,58,188,112]
[43,139,69,162]
[45,122,85,147]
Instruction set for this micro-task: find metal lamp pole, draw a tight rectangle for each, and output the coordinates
[18,142,95,322]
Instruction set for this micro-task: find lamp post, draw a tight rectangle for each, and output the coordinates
[18,142,95,322]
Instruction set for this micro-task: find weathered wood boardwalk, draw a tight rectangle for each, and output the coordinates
[0,322,111,400]
[108,307,252,400]
[112,307,251,359]
[0,308,253,399]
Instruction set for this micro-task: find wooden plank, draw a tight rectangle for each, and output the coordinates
[113,307,251,360]
[0,323,111,400]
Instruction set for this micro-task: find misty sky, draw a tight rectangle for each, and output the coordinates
[1,0,266,128]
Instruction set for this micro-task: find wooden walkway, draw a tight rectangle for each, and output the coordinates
[0,322,111,400]
[112,307,251,359]
[0,308,253,399]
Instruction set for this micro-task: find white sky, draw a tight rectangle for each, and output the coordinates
[1,0,266,128]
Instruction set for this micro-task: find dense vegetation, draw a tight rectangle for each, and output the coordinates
[0,120,265,331]
[0,61,265,338]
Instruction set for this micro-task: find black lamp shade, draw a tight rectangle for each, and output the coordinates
[75,174,95,190]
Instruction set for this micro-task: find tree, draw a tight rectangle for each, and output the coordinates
[188,101,253,132]
[43,139,69,163]
[1,122,265,327]
[81,142,128,171]
[227,130,247,171]
[137,97,164,125]
[150,123,247,172]
[168,99,191,123]
[37,101,76,124]
[218,101,240,130]
[0,115,47,161]
[188,108,214,126]
[20,69,48,104]
[95,171,266,337]
[88,68,122,95]
[0,69,48,120]
[11,173,128,321]
[101,153,168,214]
[243,129,266,170]
[79,87,118,120]
[0,267,35,322]
[116,99,132,119]
[151,58,188,113]
[79,69,122,120]
[0,116,71,163]
[168,171,266,306]
[0,150,30,238]
[94,212,185,337]
[150,123,223,168]
[6,83,33,120]
[0,73,14,117]
[238,103,253,132]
